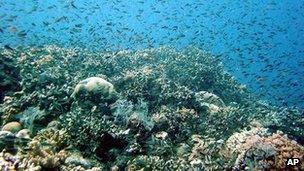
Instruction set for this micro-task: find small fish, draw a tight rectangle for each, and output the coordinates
[55,16,67,23]
[9,26,17,33]
[0,14,7,19]
[75,24,83,28]
[4,45,14,51]
[17,30,27,37]
[106,22,113,26]
[47,5,56,9]
[70,1,77,9]
[43,21,50,26]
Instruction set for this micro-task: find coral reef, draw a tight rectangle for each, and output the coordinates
[0,138,65,170]
[21,139,68,169]
[261,106,304,145]
[0,45,303,170]
[224,126,304,170]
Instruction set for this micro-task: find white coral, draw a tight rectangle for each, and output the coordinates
[71,77,117,100]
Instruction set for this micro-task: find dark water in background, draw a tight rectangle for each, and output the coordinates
[0,0,303,108]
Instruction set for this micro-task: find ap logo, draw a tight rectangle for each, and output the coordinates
[286,158,300,167]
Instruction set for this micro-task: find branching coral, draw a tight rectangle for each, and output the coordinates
[33,127,69,151]
[0,138,68,170]
[19,139,68,170]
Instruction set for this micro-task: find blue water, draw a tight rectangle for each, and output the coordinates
[1,0,304,108]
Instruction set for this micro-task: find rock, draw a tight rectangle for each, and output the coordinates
[71,77,118,103]
[16,129,31,139]
[1,121,22,133]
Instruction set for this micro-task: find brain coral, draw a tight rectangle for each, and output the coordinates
[71,77,118,103]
